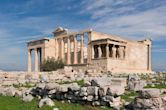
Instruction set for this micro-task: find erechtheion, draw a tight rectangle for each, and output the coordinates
[27,27,152,73]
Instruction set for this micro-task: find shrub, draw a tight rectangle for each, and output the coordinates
[41,57,64,72]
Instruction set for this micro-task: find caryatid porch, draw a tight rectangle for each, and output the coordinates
[90,38,126,60]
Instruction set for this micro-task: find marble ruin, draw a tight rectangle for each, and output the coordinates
[27,27,152,73]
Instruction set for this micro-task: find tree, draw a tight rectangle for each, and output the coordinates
[41,57,64,72]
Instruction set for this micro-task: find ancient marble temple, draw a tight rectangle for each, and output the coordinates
[27,27,152,73]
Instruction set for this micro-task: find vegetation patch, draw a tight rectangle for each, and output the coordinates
[13,83,35,88]
[41,57,64,72]
[121,91,139,102]
[0,95,112,110]
[144,84,166,89]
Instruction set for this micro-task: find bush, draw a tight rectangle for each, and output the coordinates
[41,57,64,72]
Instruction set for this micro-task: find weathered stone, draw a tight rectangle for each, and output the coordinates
[92,101,100,106]
[133,97,165,109]
[39,98,54,108]
[5,86,16,96]
[87,95,93,101]
[140,89,160,98]
[128,75,140,81]
[87,86,99,96]
[91,77,112,87]
[15,90,22,97]
[48,89,56,94]
[45,83,59,90]
[36,83,45,89]
[98,87,108,97]
[107,85,125,95]
[68,83,80,91]
[79,87,87,96]
[57,85,68,92]
[22,94,34,102]
[128,80,146,91]
[109,96,121,108]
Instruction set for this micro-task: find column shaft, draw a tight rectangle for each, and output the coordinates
[98,45,102,58]
[148,45,151,70]
[73,36,78,64]
[112,45,116,58]
[91,45,94,59]
[80,34,84,64]
[28,49,32,72]
[41,47,45,62]
[106,44,109,58]
[67,37,71,64]
[55,38,59,60]
[87,32,91,64]
[61,38,64,60]
[34,48,39,72]
[119,46,124,59]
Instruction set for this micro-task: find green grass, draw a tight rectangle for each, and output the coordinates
[0,95,112,110]
[120,91,138,102]
[59,80,84,86]
[13,83,35,88]
[144,84,166,89]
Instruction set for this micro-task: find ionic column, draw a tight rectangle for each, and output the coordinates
[112,45,116,58]
[87,32,91,63]
[61,38,64,60]
[67,37,71,64]
[148,45,151,71]
[106,44,109,58]
[55,38,59,60]
[73,36,78,64]
[41,47,45,62]
[119,46,124,59]
[28,49,32,72]
[98,45,102,58]
[80,34,84,64]
[34,48,39,72]
[91,45,94,59]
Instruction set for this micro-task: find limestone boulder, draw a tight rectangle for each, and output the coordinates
[87,95,94,101]
[79,87,87,96]
[98,86,108,97]
[107,85,125,96]
[91,77,112,87]
[57,85,68,92]
[128,80,146,91]
[5,86,17,96]
[22,94,34,102]
[128,75,140,81]
[45,83,59,90]
[36,83,45,89]
[140,89,160,98]
[87,86,99,96]
[39,97,54,108]
[109,96,121,108]
[133,97,165,109]
[15,90,22,97]
[68,83,80,91]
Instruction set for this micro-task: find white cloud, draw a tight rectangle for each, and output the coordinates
[81,0,166,40]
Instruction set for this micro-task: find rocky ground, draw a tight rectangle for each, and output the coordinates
[0,69,166,110]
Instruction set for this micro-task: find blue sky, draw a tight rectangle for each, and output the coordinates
[0,0,165,71]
